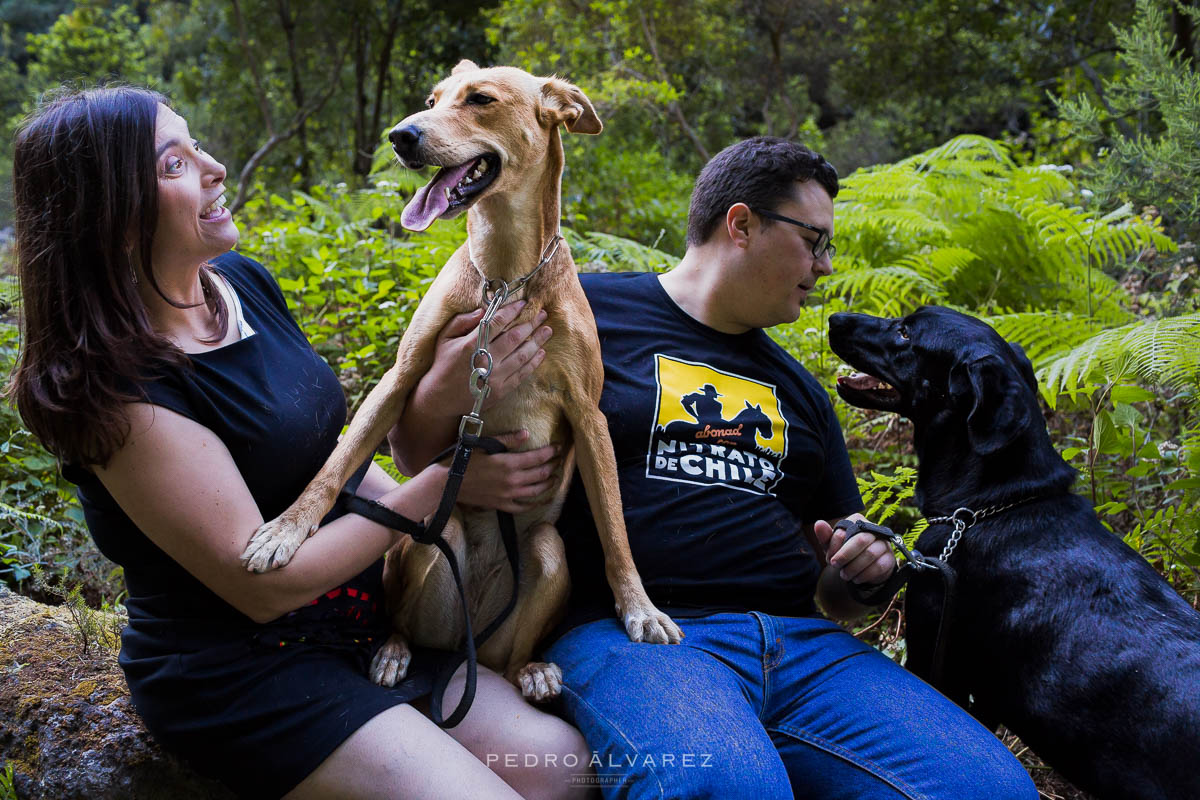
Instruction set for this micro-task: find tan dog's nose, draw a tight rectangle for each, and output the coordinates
[390,125,422,161]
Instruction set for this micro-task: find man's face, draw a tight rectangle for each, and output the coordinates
[738,179,835,328]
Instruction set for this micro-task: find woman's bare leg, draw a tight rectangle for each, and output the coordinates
[436,664,596,800]
[283,702,522,800]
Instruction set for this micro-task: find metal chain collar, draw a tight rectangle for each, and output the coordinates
[469,234,564,307]
[458,234,564,438]
[925,498,1036,562]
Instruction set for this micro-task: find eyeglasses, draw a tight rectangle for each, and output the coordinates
[752,208,836,260]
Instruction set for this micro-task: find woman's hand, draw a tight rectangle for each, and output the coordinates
[421,301,552,418]
[455,430,561,514]
[390,302,553,474]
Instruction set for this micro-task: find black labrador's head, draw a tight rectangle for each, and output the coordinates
[828,306,1040,456]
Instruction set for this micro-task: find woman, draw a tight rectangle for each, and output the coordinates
[8,85,586,799]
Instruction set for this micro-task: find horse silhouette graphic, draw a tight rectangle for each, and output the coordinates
[661,383,774,451]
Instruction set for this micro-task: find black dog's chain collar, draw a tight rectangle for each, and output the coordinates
[926,497,1039,562]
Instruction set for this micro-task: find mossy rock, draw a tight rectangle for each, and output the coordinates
[0,586,232,799]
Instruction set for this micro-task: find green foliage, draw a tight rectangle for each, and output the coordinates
[0,325,98,592]
[856,466,922,542]
[1057,0,1200,239]
[565,228,678,274]
[0,762,15,800]
[30,563,126,657]
[22,1,151,89]
[828,135,1172,320]
[561,135,691,254]
[1039,312,1200,402]
[234,173,463,407]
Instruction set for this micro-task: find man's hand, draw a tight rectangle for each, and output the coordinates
[814,513,897,585]
[810,513,897,621]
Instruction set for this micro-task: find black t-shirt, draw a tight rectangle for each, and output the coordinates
[65,251,381,653]
[556,272,863,630]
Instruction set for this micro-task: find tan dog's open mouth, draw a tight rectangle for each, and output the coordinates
[401,153,501,231]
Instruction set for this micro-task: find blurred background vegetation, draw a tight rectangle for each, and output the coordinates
[0,0,1197,656]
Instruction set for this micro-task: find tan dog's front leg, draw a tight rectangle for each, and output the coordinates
[241,366,414,573]
[241,294,457,573]
[497,522,570,701]
[569,402,683,645]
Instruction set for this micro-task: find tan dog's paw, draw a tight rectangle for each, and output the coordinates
[517,662,563,701]
[240,513,318,573]
[370,634,412,687]
[618,598,684,644]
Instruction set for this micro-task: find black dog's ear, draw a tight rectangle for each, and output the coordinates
[950,354,1033,455]
[1008,341,1039,393]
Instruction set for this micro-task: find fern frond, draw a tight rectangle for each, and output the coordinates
[822,263,947,315]
[985,311,1107,364]
[1040,312,1200,397]
[896,247,980,286]
[567,229,677,273]
[907,134,1016,176]
[837,206,952,242]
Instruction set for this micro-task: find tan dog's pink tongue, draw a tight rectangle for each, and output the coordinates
[401,160,477,231]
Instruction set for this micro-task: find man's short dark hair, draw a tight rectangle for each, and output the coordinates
[686,137,839,248]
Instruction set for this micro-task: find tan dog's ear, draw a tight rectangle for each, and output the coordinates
[539,77,603,134]
[452,59,480,75]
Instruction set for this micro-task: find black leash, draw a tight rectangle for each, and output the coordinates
[834,518,956,684]
[339,431,520,729]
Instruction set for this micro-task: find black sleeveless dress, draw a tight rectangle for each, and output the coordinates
[64,251,446,798]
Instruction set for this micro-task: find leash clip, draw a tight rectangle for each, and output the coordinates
[458,412,485,439]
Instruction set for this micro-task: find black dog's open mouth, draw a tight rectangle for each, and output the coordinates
[836,372,902,411]
[400,153,501,231]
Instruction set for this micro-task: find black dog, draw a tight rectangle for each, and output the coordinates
[828,306,1200,800]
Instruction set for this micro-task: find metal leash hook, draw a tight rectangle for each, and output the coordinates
[460,282,510,438]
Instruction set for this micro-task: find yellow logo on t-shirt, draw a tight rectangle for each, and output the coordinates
[647,355,788,495]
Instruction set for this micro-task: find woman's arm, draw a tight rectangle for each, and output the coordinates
[388,302,552,474]
[96,403,456,624]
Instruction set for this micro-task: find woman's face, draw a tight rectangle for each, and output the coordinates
[149,104,238,275]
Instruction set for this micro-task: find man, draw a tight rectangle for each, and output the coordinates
[544,137,1038,799]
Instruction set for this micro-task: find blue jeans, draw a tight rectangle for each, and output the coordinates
[545,613,1037,800]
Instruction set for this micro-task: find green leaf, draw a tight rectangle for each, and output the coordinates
[1110,385,1157,404]
[1125,462,1154,478]
[1111,402,1140,429]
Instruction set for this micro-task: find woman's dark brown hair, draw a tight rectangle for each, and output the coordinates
[7,86,228,467]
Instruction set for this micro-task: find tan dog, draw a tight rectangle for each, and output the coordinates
[240,60,682,698]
